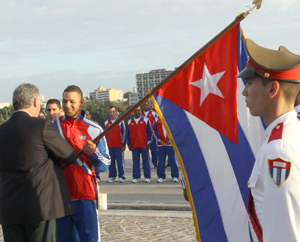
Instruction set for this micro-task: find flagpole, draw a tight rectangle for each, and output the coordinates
[69,2,261,163]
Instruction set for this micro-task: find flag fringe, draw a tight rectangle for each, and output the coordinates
[150,95,201,242]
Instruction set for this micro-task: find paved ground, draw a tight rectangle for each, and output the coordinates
[99,150,197,241]
[99,150,187,207]
[0,150,197,241]
[99,210,196,242]
[0,212,196,242]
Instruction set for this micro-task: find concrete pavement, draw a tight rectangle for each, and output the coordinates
[99,210,196,241]
[99,150,189,208]
[97,150,196,241]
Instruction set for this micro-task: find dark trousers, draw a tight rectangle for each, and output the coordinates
[132,148,151,179]
[149,138,158,165]
[2,219,56,242]
[108,147,125,178]
[57,200,99,242]
[157,146,179,179]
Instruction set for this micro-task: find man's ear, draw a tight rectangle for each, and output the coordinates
[269,80,280,99]
[33,98,39,107]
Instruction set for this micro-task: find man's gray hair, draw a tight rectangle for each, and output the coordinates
[13,83,41,111]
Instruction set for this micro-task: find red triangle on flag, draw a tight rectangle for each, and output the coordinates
[157,25,239,143]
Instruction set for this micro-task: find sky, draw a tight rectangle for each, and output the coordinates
[1,0,300,104]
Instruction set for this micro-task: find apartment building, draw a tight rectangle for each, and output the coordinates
[89,86,124,102]
[136,69,173,101]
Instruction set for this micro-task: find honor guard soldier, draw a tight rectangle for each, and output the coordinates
[237,39,300,242]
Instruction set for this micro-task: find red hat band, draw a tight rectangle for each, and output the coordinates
[247,59,300,81]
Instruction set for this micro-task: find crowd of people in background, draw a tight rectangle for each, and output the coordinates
[38,97,181,184]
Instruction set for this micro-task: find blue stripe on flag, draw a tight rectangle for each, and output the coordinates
[220,121,256,208]
[154,93,228,242]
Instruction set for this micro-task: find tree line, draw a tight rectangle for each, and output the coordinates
[0,101,135,126]
[0,106,14,125]
[82,100,134,126]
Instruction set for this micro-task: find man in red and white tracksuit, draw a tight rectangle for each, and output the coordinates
[54,85,110,242]
[142,101,158,167]
[153,116,179,183]
[127,106,152,183]
[104,106,126,183]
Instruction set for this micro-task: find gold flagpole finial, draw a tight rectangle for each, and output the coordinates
[242,0,263,17]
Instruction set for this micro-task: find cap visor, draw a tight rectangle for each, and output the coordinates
[236,67,256,78]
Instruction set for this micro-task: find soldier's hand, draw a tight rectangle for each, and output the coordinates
[128,145,132,151]
[121,146,126,152]
[145,144,150,151]
[82,140,96,155]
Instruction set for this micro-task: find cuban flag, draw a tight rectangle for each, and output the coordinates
[152,24,266,242]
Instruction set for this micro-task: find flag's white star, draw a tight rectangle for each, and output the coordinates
[190,63,225,106]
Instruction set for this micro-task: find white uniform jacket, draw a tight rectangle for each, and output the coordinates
[248,110,300,242]
[295,105,300,120]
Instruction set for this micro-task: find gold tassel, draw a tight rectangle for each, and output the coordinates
[240,27,246,41]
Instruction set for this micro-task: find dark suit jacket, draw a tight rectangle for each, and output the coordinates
[0,111,76,225]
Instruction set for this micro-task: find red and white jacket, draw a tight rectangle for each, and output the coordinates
[142,110,157,137]
[126,116,152,150]
[153,117,172,146]
[53,110,110,200]
[104,117,126,148]
[142,110,157,128]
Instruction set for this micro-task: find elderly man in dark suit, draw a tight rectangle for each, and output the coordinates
[0,83,76,242]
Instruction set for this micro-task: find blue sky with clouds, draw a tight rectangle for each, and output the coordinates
[1,0,299,103]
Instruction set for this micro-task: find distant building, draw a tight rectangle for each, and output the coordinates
[136,69,173,104]
[89,86,124,102]
[40,95,46,109]
[116,90,124,101]
[0,102,10,109]
[128,93,138,106]
[132,86,137,93]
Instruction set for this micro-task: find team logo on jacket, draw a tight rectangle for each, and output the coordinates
[268,158,291,187]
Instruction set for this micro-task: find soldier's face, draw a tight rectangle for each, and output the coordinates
[242,76,271,117]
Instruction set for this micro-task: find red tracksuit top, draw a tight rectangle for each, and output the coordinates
[153,117,171,146]
[142,110,157,128]
[54,114,110,200]
[127,116,151,150]
[104,118,126,148]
